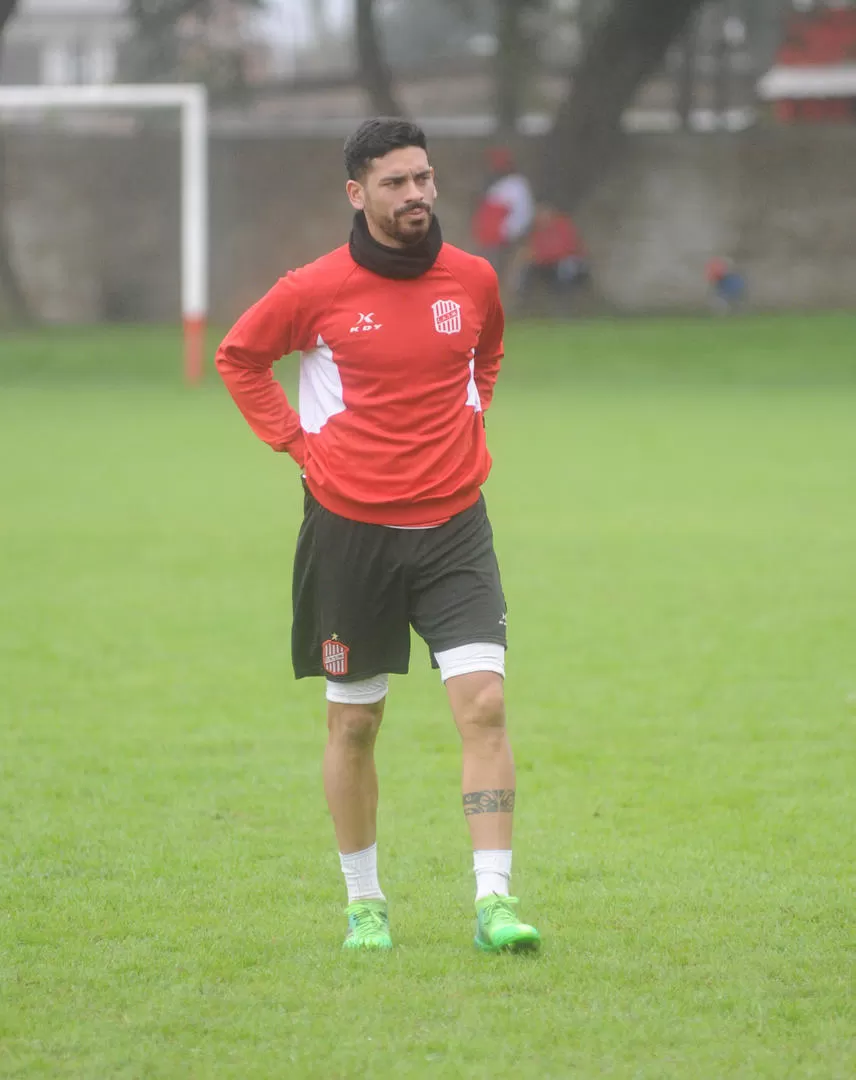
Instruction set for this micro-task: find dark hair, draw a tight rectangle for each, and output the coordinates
[344,118,428,181]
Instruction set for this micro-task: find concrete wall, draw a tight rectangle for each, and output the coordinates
[4,126,855,323]
[582,128,856,312]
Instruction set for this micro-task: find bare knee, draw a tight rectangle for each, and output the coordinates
[327,701,384,750]
[450,674,507,746]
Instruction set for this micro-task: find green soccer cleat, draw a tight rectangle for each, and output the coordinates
[474,895,541,953]
[343,899,393,951]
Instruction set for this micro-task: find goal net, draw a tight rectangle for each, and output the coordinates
[0,84,208,382]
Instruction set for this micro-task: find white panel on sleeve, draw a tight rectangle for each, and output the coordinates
[299,335,346,434]
[466,353,483,413]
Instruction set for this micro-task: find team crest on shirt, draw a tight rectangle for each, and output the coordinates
[322,636,350,675]
[432,299,462,335]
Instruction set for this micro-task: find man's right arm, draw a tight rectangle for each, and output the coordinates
[215,274,307,466]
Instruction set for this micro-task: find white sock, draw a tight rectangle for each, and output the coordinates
[339,842,385,904]
[474,849,512,901]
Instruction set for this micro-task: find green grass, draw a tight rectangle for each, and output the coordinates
[1,316,854,1079]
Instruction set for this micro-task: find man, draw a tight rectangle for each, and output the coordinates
[706,255,746,314]
[513,202,591,313]
[216,118,540,955]
[470,146,535,286]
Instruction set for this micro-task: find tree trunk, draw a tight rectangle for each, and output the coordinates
[307,0,328,44]
[676,8,700,130]
[540,0,706,213]
[355,0,405,117]
[712,0,730,123]
[0,0,33,323]
[0,0,16,36]
[493,0,526,137]
[576,0,605,50]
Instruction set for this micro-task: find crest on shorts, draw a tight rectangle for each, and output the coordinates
[432,299,462,335]
[322,636,350,676]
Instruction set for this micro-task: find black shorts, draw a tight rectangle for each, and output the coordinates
[292,490,507,681]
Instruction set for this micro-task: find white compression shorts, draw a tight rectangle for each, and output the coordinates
[325,641,506,705]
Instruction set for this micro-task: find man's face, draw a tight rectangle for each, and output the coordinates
[347,146,437,248]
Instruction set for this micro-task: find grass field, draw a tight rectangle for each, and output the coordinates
[1,315,854,1079]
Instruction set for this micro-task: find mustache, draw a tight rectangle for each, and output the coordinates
[396,202,431,218]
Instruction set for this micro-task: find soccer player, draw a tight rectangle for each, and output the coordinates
[215,118,540,954]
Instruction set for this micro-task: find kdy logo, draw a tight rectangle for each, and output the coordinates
[350,313,383,334]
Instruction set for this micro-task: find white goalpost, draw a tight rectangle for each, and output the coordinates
[0,83,209,383]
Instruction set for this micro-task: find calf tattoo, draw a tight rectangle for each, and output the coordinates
[463,789,516,815]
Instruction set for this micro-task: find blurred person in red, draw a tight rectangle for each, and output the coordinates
[513,202,591,312]
[706,256,746,313]
[470,146,535,284]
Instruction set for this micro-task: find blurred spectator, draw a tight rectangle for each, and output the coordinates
[471,147,535,282]
[706,256,747,313]
[512,202,591,313]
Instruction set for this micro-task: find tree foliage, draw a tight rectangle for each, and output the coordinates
[125,0,261,92]
[358,0,550,130]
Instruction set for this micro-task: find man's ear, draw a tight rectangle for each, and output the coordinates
[346,179,365,211]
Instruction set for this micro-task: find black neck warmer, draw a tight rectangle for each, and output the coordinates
[349,210,443,280]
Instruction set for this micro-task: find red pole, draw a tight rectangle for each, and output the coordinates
[183,316,205,384]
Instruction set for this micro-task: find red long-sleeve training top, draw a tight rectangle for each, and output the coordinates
[216,242,504,527]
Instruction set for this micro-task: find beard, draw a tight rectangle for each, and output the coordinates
[376,203,433,247]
